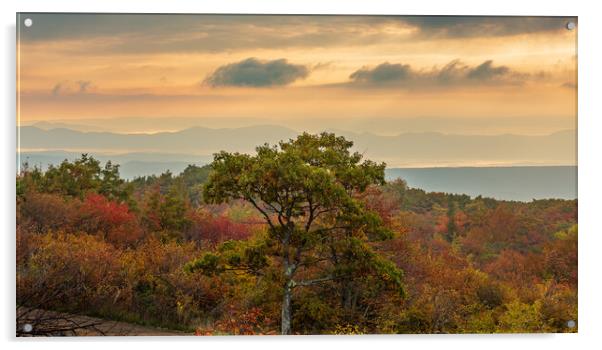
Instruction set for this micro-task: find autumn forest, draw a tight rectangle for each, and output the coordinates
[16,133,577,335]
[16,15,578,336]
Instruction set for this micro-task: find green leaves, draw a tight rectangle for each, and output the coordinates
[185,239,270,276]
[203,132,387,229]
[199,132,402,334]
[19,154,132,204]
[185,253,222,276]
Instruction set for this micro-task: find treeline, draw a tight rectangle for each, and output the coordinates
[16,137,577,335]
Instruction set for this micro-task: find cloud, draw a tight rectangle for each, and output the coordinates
[348,60,526,88]
[51,80,95,96]
[51,82,64,96]
[466,60,510,80]
[76,80,92,92]
[349,63,413,83]
[204,58,309,87]
[20,15,379,54]
[312,61,335,71]
[19,14,576,55]
[402,16,576,39]
[561,82,577,89]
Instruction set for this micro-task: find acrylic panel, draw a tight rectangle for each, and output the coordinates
[16,14,578,336]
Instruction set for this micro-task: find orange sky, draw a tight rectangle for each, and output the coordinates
[17,14,577,135]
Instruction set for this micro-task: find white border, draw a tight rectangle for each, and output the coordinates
[2,1,601,349]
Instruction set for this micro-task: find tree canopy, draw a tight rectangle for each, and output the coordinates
[195,132,404,334]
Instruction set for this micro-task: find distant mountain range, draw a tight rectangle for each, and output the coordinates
[18,125,576,168]
[17,125,577,201]
[29,121,110,132]
[24,115,575,135]
[19,125,298,155]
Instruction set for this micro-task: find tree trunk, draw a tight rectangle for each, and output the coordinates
[281,281,293,335]
[342,280,352,310]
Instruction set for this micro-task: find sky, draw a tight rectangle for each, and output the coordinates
[17,14,577,137]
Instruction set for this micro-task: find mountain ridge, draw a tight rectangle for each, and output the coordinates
[19,125,576,167]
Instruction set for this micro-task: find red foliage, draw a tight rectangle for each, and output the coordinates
[77,193,143,245]
[434,215,449,235]
[187,211,254,244]
[358,186,400,227]
[483,250,543,287]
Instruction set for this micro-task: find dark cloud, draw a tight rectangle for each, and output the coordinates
[204,58,309,87]
[402,16,576,39]
[19,14,576,55]
[19,14,380,54]
[348,60,526,88]
[466,60,510,80]
[436,60,469,83]
[349,63,412,83]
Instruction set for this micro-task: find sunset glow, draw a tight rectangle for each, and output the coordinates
[18,14,577,136]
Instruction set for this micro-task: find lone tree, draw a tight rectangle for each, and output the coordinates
[192,132,404,334]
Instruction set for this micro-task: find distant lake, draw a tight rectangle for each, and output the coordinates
[385,166,577,202]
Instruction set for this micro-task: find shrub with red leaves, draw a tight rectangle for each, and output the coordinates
[76,193,143,246]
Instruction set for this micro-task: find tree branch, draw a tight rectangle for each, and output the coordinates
[293,275,335,288]
[247,197,276,231]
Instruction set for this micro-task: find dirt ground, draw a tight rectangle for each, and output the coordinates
[17,308,192,337]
